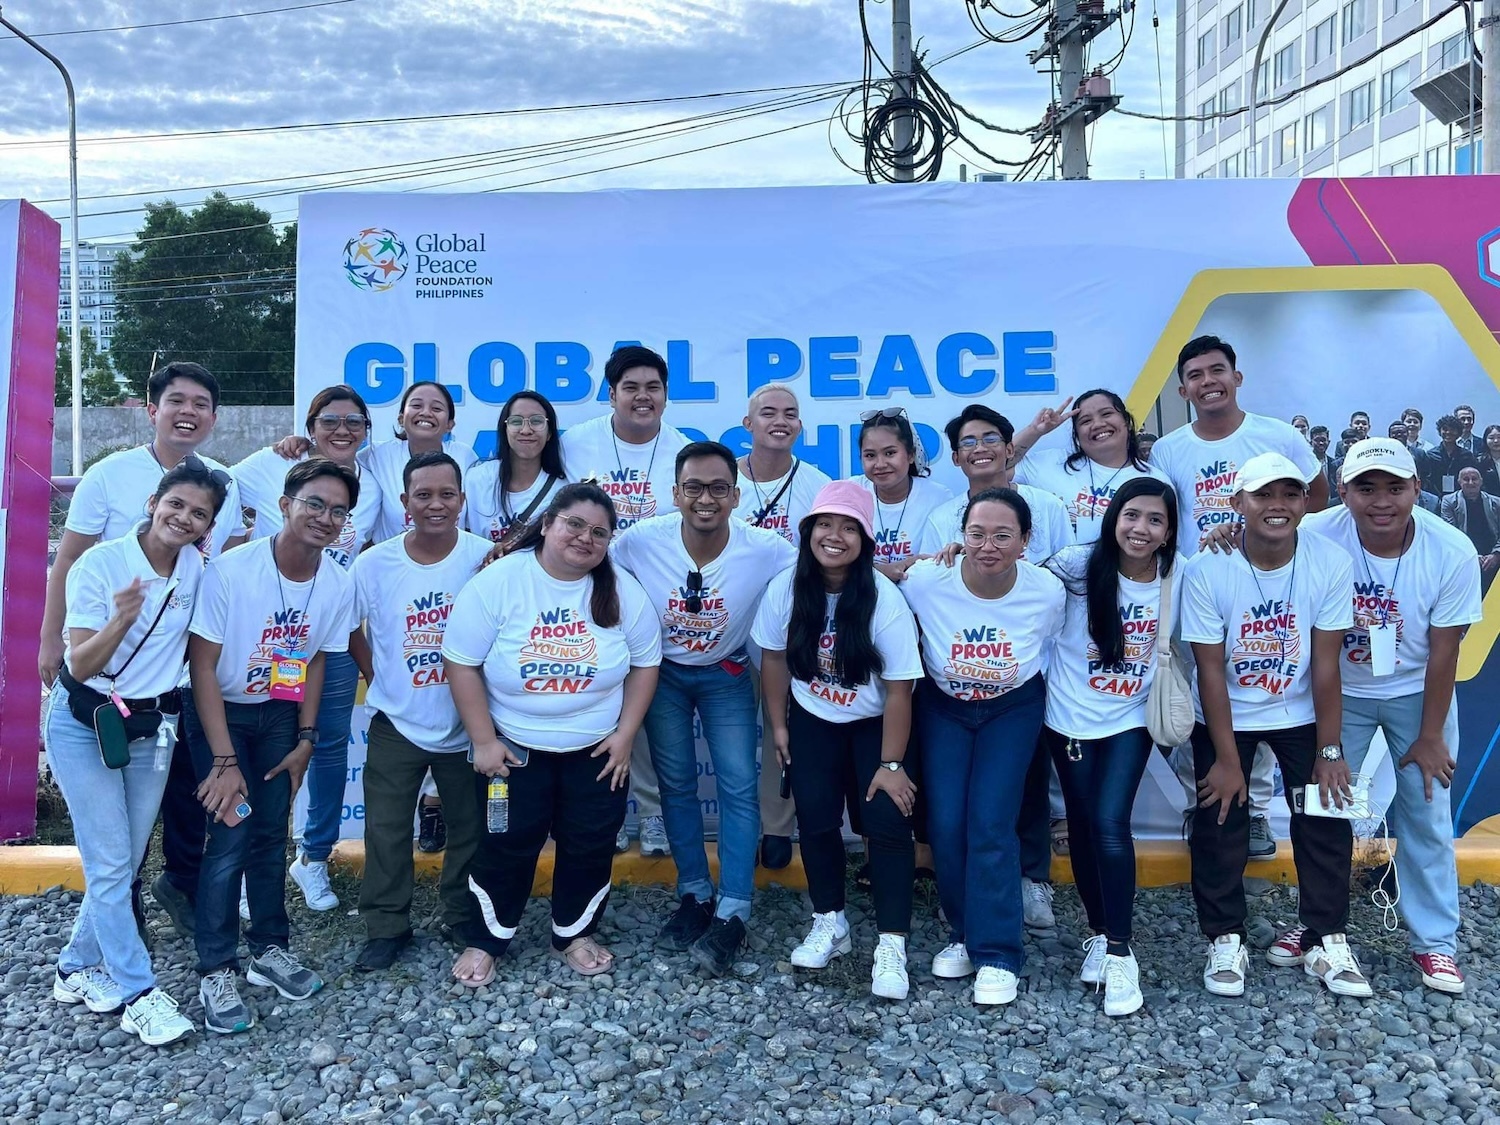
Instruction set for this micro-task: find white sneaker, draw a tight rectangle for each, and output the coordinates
[239,878,251,922]
[120,988,194,1046]
[870,934,909,1000]
[931,942,974,979]
[54,966,124,1013]
[790,911,851,969]
[614,824,630,854]
[639,816,670,858]
[1079,934,1108,985]
[1303,933,1373,998]
[1021,878,1055,930]
[1203,934,1248,997]
[289,855,338,912]
[973,965,1018,1006]
[1102,952,1143,1017]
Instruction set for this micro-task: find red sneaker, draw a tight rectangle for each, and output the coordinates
[1412,952,1465,995]
[1265,926,1306,967]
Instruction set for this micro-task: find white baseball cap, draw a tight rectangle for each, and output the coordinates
[1234,452,1310,494]
[1340,437,1417,483]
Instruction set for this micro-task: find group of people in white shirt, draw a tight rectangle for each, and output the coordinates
[40,334,1481,1046]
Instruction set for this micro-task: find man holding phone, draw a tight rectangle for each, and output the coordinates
[186,460,357,1034]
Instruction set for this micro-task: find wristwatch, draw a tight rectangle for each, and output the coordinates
[880,761,904,772]
[1318,744,1344,762]
[297,727,320,746]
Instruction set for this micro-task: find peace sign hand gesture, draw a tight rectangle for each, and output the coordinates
[1029,396,1077,437]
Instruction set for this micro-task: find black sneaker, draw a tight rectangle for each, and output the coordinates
[659,895,714,952]
[418,802,447,853]
[355,932,413,973]
[151,872,196,938]
[759,834,792,870]
[690,916,746,977]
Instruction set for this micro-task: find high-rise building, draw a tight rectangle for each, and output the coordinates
[1175,0,1479,179]
[58,242,124,355]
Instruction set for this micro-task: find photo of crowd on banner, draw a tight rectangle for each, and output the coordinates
[37,333,1484,1047]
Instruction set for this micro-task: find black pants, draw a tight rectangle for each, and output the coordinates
[1189,722,1352,948]
[851,727,928,848]
[159,719,207,898]
[1045,725,1153,949]
[464,742,626,958]
[1017,734,1054,883]
[788,698,913,933]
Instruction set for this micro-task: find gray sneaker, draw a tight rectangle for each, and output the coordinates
[246,946,323,1001]
[1021,878,1055,931]
[1248,815,1277,859]
[198,969,254,1035]
[639,815,670,858]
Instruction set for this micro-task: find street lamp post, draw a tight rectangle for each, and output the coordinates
[1,5,83,474]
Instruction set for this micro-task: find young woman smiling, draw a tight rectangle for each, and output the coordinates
[1041,477,1182,1018]
[857,408,952,583]
[464,390,569,550]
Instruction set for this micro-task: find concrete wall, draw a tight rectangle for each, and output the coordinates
[51,406,295,475]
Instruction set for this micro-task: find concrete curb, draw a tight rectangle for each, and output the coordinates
[5,838,1500,896]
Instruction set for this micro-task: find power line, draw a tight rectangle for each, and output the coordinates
[0,0,356,40]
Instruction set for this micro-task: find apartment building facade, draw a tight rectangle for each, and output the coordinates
[1175,0,1477,178]
[58,241,123,354]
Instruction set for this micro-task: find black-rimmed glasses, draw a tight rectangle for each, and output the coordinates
[287,494,351,524]
[678,480,733,499]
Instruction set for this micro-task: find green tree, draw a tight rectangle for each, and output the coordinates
[55,325,124,406]
[109,194,296,404]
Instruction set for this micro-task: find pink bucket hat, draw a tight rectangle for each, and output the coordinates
[805,481,875,541]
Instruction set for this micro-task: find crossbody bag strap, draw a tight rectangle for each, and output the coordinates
[1156,568,1175,665]
[105,580,177,686]
[500,474,562,542]
[752,460,800,527]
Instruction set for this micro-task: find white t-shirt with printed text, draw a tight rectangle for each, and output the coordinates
[65,534,204,699]
[1015,449,1169,545]
[190,538,357,704]
[462,463,568,544]
[732,458,834,544]
[613,513,797,666]
[917,484,1074,564]
[751,568,923,724]
[1179,533,1354,730]
[900,558,1064,702]
[859,475,953,568]
[441,549,663,752]
[1302,506,1483,700]
[1149,412,1320,545]
[231,447,382,570]
[353,531,493,752]
[561,414,691,533]
[358,438,479,543]
[65,444,244,559]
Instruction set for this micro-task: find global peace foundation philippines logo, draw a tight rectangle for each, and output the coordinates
[343,227,408,292]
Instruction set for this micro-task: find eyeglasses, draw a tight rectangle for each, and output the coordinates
[559,514,612,543]
[860,406,908,424]
[963,528,1019,548]
[181,455,232,488]
[684,569,706,614]
[287,494,351,524]
[504,414,549,430]
[314,413,369,432]
[678,480,733,499]
[957,433,1005,450]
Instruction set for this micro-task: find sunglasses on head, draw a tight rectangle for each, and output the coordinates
[181,454,232,488]
[859,406,908,424]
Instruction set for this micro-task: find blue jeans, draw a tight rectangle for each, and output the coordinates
[298,649,357,862]
[641,660,759,922]
[917,675,1046,972]
[1045,725,1153,948]
[44,691,170,997]
[184,693,297,975]
[1343,691,1461,955]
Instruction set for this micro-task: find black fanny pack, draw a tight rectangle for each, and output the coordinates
[58,666,178,743]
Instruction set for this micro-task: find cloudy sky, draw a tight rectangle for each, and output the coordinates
[1,0,1180,245]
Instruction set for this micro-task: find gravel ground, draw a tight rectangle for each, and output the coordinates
[1,860,1498,1125]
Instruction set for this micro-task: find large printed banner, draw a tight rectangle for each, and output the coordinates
[2,200,59,841]
[295,180,1500,842]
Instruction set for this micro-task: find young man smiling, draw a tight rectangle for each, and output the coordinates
[186,460,358,1033]
[40,361,247,940]
[614,442,795,974]
[1180,452,1367,1000]
[1293,438,1481,994]
[562,345,691,857]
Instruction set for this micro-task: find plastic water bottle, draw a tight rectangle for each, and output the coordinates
[486,776,509,833]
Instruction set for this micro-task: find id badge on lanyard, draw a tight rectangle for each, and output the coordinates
[1368,623,1397,677]
[269,649,310,702]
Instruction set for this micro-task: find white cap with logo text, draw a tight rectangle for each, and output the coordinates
[1339,437,1417,484]
[1234,452,1310,494]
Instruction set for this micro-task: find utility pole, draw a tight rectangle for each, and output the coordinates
[1484,0,1499,173]
[1029,0,1124,179]
[890,0,915,181]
